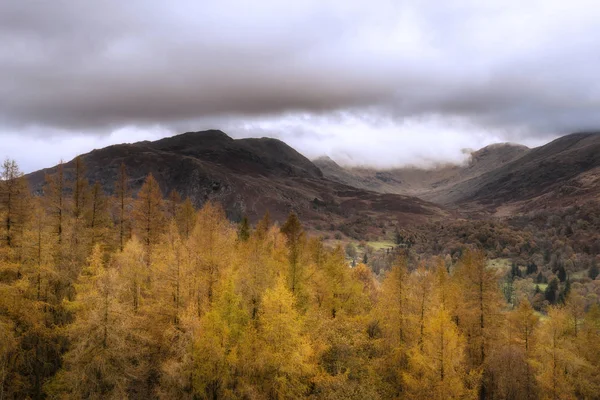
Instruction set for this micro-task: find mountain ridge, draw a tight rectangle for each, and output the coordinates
[26,130,448,238]
[315,132,600,213]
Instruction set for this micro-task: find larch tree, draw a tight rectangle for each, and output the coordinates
[175,197,196,239]
[403,307,476,400]
[114,163,131,251]
[239,278,312,399]
[71,156,88,222]
[166,189,181,221]
[115,236,147,313]
[486,298,540,400]
[44,161,68,256]
[188,202,235,311]
[0,158,29,252]
[0,318,17,400]
[575,304,600,398]
[280,212,306,296]
[236,228,279,321]
[408,264,433,350]
[153,221,190,325]
[191,278,248,399]
[68,156,92,270]
[25,198,55,301]
[375,257,412,395]
[46,245,133,399]
[88,181,112,247]
[133,173,165,269]
[533,306,585,400]
[317,244,362,319]
[454,249,504,398]
[507,299,540,399]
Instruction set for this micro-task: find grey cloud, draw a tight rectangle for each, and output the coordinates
[1,0,600,142]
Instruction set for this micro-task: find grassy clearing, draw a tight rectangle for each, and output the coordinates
[535,283,548,291]
[367,240,396,251]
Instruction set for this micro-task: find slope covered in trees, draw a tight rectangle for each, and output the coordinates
[1,158,599,399]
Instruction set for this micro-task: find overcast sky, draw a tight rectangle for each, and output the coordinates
[2,0,600,172]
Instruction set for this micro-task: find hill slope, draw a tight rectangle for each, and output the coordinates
[316,132,600,214]
[315,142,530,201]
[26,130,447,234]
[446,132,600,212]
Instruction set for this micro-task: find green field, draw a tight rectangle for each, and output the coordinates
[367,240,396,250]
[535,283,548,292]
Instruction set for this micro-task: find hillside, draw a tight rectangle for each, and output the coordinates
[314,142,530,201]
[442,132,600,212]
[26,130,448,235]
[317,133,600,214]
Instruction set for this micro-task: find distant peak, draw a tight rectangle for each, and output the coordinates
[476,142,530,153]
[178,129,233,140]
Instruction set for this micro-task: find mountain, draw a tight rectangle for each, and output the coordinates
[446,132,600,212]
[314,142,530,201]
[26,130,448,235]
[316,132,600,215]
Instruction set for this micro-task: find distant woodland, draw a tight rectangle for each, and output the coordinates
[1,157,599,399]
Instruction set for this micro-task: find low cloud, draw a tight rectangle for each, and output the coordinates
[1,0,599,171]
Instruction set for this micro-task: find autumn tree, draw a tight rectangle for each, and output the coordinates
[454,250,503,398]
[238,278,313,398]
[281,212,306,295]
[175,197,196,239]
[115,237,148,312]
[188,202,235,309]
[0,158,29,251]
[88,182,112,247]
[403,307,476,400]
[191,279,248,398]
[166,189,181,220]
[44,161,68,253]
[46,245,135,398]
[153,221,190,325]
[71,156,88,221]
[114,163,131,251]
[533,306,586,400]
[237,215,250,242]
[133,174,165,268]
[236,225,280,320]
[486,299,540,399]
[375,256,411,395]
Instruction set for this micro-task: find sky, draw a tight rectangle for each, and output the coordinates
[2,0,600,172]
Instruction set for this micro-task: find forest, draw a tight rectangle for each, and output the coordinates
[1,157,599,400]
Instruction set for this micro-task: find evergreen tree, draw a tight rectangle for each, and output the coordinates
[238,215,251,242]
[545,278,559,304]
[588,262,599,280]
[557,265,567,282]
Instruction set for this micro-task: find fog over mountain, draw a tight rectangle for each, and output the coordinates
[2,0,600,171]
